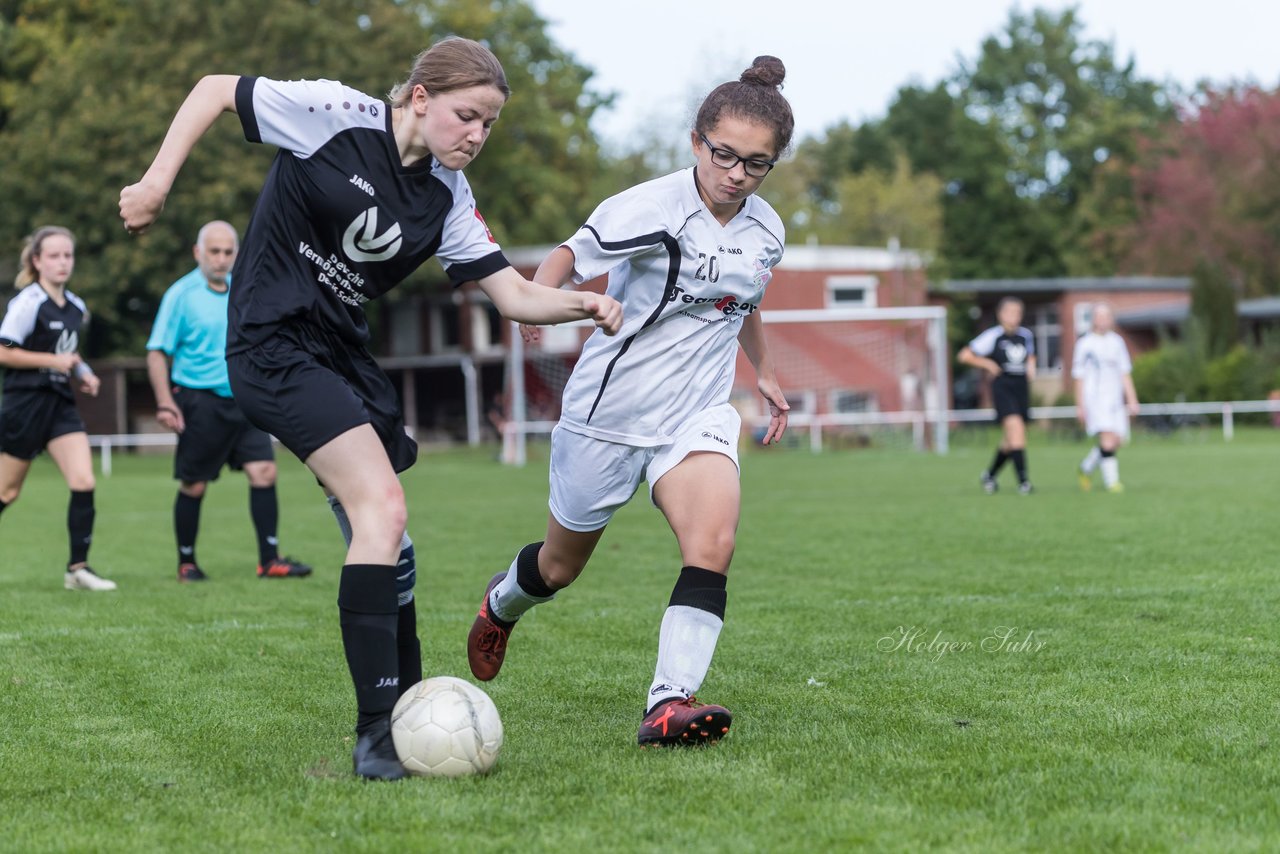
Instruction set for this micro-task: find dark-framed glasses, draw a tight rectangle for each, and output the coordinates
[699,134,776,178]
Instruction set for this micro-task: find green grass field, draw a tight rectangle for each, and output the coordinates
[1,430,1277,852]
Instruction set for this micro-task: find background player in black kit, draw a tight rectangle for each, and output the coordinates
[0,226,117,591]
[119,38,622,780]
[959,296,1037,494]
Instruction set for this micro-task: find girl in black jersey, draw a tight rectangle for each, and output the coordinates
[959,296,1038,494]
[0,227,115,591]
[120,38,622,780]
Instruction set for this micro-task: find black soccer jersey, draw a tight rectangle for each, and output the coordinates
[227,76,510,354]
[0,284,87,398]
[968,325,1035,380]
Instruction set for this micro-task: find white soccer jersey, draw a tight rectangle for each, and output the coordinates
[557,167,784,446]
[1073,330,1133,436]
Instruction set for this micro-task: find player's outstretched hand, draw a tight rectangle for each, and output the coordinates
[583,293,622,336]
[119,180,167,234]
[758,377,790,445]
[79,372,101,398]
[519,324,541,344]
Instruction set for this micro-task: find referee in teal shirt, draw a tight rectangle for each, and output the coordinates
[146,220,310,582]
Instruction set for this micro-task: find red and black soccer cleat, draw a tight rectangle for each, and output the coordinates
[467,572,513,681]
[177,562,208,583]
[257,556,313,578]
[637,696,733,747]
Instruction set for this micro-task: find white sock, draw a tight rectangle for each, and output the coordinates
[1080,445,1101,473]
[329,496,415,603]
[647,605,724,712]
[489,552,554,623]
[1101,456,1119,487]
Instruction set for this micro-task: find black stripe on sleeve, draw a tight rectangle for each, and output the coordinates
[445,251,511,287]
[582,225,681,424]
[236,76,260,143]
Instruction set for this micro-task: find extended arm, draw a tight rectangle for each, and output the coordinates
[1025,354,1037,383]
[739,311,789,444]
[0,347,79,373]
[475,265,621,335]
[120,75,240,233]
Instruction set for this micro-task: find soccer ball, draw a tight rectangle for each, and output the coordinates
[390,676,503,777]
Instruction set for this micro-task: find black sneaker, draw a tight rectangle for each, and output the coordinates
[258,556,312,578]
[637,696,732,747]
[980,472,998,495]
[177,562,208,582]
[352,717,405,781]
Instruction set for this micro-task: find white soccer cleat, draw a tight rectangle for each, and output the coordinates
[64,567,118,591]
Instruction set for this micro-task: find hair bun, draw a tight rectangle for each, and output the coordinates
[740,56,785,88]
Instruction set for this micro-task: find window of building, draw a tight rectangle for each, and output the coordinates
[1028,303,1062,373]
[829,389,878,413]
[825,275,878,309]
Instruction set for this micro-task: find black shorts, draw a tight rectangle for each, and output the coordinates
[992,378,1030,423]
[172,386,274,483]
[0,388,85,460]
[226,323,417,474]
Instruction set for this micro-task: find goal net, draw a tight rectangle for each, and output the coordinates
[500,307,950,464]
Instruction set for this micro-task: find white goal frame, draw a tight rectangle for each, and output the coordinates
[501,306,951,465]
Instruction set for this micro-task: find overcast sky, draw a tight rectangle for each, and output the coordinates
[528,0,1278,147]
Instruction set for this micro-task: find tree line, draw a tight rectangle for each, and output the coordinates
[1,2,1277,357]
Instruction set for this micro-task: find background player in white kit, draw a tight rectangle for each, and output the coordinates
[1073,303,1139,492]
[467,57,794,747]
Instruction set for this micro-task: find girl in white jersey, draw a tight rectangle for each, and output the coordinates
[1073,303,1139,492]
[0,227,113,592]
[120,39,622,780]
[466,57,793,747]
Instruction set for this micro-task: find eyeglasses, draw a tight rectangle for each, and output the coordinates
[699,134,776,178]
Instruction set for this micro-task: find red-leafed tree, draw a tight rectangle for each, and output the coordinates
[1117,86,1280,296]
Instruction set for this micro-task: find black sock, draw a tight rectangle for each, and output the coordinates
[0,496,7,518]
[68,490,95,567]
[669,565,728,618]
[397,598,422,695]
[249,485,279,565]
[988,448,1009,477]
[395,540,421,694]
[1011,449,1028,483]
[1100,447,1115,459]
[516,541,555,597]
[175,491,202,565]
[338,564,400,733]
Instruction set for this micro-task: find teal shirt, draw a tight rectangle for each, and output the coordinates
[146,268,233,397]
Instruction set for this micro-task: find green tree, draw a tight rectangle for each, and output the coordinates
[0,0,611,355]
[1189,260,1239,359]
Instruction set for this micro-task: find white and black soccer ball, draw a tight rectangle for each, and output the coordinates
[390,676,503,777]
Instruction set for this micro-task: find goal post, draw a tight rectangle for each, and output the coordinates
[501,305,950,464]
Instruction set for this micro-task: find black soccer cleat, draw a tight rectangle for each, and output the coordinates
[352,717,405,781]
[980,471,998,495]
[637,696,732,747]
[258,556,313,578]
[177,562,208,583]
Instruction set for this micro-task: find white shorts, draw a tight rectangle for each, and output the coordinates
[1085,397,1129,438]
[548,403,742,532]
